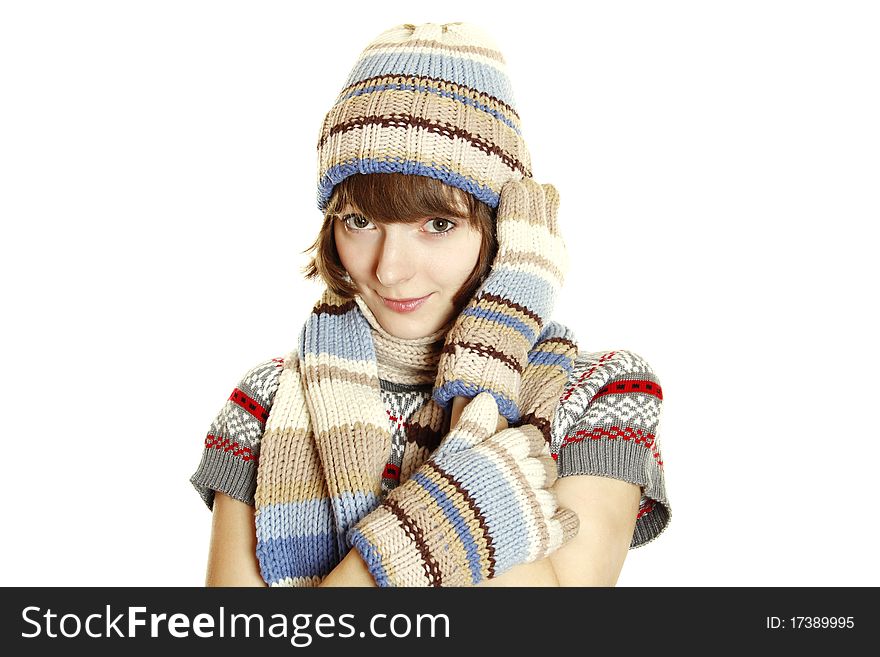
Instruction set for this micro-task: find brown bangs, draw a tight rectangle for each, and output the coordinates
[301,172,497,308]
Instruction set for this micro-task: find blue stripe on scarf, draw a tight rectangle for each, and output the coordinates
[255,499,336,541]
[256,531,339,584]
[299,309,374,362]
[332,490,383,553]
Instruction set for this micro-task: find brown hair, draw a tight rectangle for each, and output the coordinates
[301,172,497,309]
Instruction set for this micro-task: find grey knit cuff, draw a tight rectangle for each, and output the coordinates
[189,447,257,511]
[556,437,671,549]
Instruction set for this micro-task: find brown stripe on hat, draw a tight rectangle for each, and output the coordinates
[319,114,529,178]
[336,73,522,123]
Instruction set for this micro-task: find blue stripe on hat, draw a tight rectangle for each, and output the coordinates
[345,51,516,107]
[318,159,502,213]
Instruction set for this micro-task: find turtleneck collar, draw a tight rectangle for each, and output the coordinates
[353,294,454,386]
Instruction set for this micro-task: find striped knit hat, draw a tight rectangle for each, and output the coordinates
[315,22,532,213]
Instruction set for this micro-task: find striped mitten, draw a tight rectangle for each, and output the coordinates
[432,177,569,423]
[346,392,580,587]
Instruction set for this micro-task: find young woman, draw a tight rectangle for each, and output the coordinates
[190,22,671,587]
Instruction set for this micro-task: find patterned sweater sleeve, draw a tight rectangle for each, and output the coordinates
[550,349,671,548]
[189,356,286,511]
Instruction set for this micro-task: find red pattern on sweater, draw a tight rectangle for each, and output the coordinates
[204,434,257,462]
[595,379,663,401]
[561,350,618,402]
[229,388,269,422]
[561,425,664,469]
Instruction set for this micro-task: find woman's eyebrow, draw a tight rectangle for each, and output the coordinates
[332,208,470,222]
[332,208,362,217]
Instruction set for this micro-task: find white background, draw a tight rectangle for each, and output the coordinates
[2,0,877,586]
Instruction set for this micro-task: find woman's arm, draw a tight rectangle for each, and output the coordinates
[476,475,640,587]
[204,491,268,587]
[322,473,641,587]
[547,475,641,586]
[318,397,640,587]
[318,549,378,587]
[323,395,640,588]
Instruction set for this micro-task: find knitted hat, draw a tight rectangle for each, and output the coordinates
[315,22,532,213]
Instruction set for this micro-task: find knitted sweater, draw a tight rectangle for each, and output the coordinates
[190,305,672,553]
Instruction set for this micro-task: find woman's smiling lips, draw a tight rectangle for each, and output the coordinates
[379,292,433,313]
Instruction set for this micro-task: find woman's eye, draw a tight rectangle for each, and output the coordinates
[340,213,456,236]
[426,218,456,234]
[341,214,374,230]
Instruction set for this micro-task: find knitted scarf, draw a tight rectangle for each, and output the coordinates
[253,287,577,587]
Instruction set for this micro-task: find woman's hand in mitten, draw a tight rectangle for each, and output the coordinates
[346,392,580,587]
[432,177,569,423]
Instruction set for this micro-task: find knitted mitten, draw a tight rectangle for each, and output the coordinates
[346,392,580,587]
[515,319,579,444]
[432,177,569,423]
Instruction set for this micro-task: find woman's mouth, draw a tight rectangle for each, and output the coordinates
[379,293,432,313]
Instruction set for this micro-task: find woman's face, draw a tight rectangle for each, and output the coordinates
[334,204,483,339]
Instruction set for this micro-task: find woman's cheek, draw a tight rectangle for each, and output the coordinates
[425,246,478,282]
[334,228,365,273]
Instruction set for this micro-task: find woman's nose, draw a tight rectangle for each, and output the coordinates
[375,231,416,287]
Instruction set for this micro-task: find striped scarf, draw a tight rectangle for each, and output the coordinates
[253,287,576,587]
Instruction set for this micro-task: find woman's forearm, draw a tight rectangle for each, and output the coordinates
[547,475,642,586]
[474,556,560,586]
[205,492,269,587]
[318,548,379,587]
[317,419,639,588]
[478,476,641,587]
[321,547,561,587]
[316,477,640,588]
